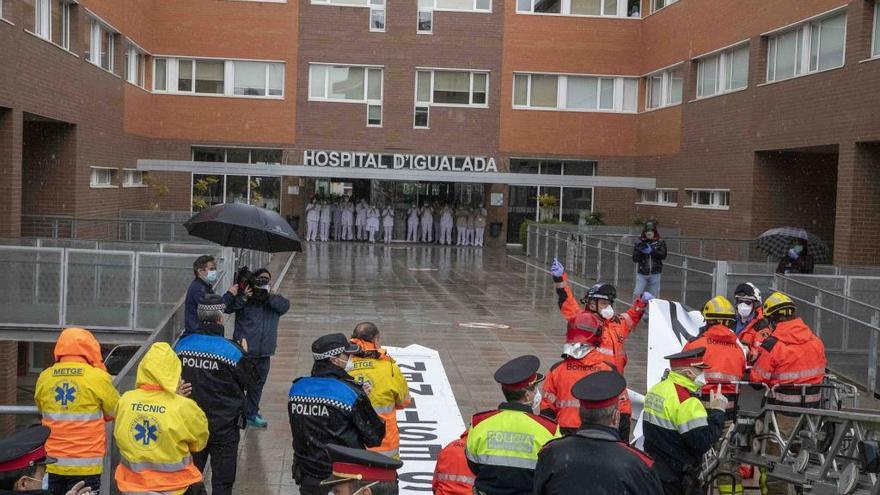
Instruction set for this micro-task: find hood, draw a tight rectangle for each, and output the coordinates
[351,338,389,360]
[640,229,660,241]
[54,327,106,371]
[773,318,816,345]
[135,342,182,394]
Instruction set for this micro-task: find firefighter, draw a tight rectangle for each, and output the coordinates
[113,343,209,495]
[174,295,256,495]
[682,296,747,418]
[534,371,664,495]
[34,328,119,495]
[320,444,403,495]
[347,322,411,459]
[643,347,728,495]
[465,355,560,495]
[432,431,474,495]
[732,283,771,363]
[288,334,386,495]
[539,312,629,436]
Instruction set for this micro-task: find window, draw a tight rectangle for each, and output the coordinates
[418,0,433,33]
[233,61,284,96]
[124,45,146,88]
[518,0,639,17]
[637,188,678,206]
[154,59,167,91]
[122,169,146,187]
[192,174,282,212]
[644,66,682,109]
[86,19,115,72]
[651,0,677,13]
[413,69,487,127]
[687,189,730,209]
[513,73,638,112]
[509,159,596,225]
[192,146,283,164]
[153,58,284,98]
[766,12,846,83]
[367,104,382,126]
[370,4,385,31]
[311,0,368,6]
[53,1,71,49]
[34,0,50,39]
[420,0,491,12]
[90,167,116,188]
[309,64,383,103]
[874,2,880,57]
[696,44,749,98]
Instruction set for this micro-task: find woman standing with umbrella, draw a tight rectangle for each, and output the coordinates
[776,238,815,274]
[756,227,826,275]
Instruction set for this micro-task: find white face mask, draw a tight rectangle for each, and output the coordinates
[344,357,355,372]
[599,305,615,320]
[737,303,753,319]
[531,389,542,413]
[693,372,707,387]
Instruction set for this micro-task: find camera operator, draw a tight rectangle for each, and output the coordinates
[230,268,290,428]
[185,255,240,335]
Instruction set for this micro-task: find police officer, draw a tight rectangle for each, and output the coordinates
[465,355,560,495]
[288,334,386,495]
[321,444,402,495]
[175,295,256,495]
[534,371,664,495]
[643,347,727,495]
[113,343,209,495]
[34,328,119,495]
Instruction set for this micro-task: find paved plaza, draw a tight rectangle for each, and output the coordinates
[232,242,651,494]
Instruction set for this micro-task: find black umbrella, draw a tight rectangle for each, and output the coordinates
[184,203,301,253]
[755,226,829,263]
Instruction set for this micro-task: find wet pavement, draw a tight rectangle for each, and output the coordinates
[232,242,650,494]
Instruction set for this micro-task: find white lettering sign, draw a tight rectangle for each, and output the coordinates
[304,150,498,173]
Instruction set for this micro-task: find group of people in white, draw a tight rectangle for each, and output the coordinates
[305,196,488,246]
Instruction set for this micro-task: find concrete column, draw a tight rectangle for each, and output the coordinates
[0,109,22,237]
[833,142,880,265]
[0,342,18,435]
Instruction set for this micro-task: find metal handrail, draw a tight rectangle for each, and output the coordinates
[773,274,880,313]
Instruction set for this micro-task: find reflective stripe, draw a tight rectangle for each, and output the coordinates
[373,404,396,414]
[42,411,104,421]
[751,365,772,380]
[773,393,822,403]
[121,456,192,473]
[643,411,677,431]
[704,372,742,382]
[544,392,557,404]
[677,417,709,434]
[555,399,579,409]
[54,456,104,467]
[465,453,537,470]
[597,347,614,356]
[771,368,824,381]
[435,472,475,485]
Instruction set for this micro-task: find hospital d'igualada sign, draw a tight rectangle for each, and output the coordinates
[303,150,498,173]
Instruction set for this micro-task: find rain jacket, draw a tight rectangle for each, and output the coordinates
[34,328,119,476]
[114,343,209,495]
[683,324,747,405]
[184,277,235,334]
[540,354,621,431]
[347,339,411,458]
[556,273,647,372]
[632,234,667,276]
[737,308,772,362]
[231,293,290,357]
[750,317,826,405]
[465,402,560,495]
[433,432,474,495]
[175,322,257,435]
[288,360,385,481]
[643,370,725,485]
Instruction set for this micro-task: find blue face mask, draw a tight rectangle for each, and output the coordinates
[206,270,219,283]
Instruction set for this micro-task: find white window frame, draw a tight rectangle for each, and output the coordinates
[415,68,490,108]
[125,42,147,88]
[512,72,638,113]
[685,189,730,210]
[417,2,433,34]
[424,0,491,13]
[57,0,70,49]
[651,0,677,14]
[517,0,639,18]
[696,42,749,99]
[308,63,383,104]
[86,18,115,73]
[764,10,847,84]
[636,188,678,207]
[644,65,683,110]
[873,1,880,58]
[89,167,117,188]
[34,0,50,39]
[122,169,147,187]
[190,173,283,214]
[152,57,285,99]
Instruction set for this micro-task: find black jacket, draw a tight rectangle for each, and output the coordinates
[633,238,668,275]
[184,277,236,334]
[533,425,664,495]
[175,323,256,434]
[288,361,385,481]
[231,293,290,357]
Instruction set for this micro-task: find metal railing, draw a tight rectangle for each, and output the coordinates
[21,214,200,243]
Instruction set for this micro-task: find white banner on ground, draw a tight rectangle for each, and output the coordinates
[631,299,704,448]
[386,344,466,494]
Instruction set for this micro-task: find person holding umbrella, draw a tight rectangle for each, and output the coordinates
[776,238,814,274]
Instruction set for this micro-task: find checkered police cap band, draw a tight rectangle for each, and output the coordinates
[198,303,226,312]
[313,346,347,361]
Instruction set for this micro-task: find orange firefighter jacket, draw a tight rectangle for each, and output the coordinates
[738,309,772,363]
[540,353,623,429]
[750,317,826,405]
[683,324,747,397]
[348,339,412,458]
[432,432,475,495]
[34,328,120,476]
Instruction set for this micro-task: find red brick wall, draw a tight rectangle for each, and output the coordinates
[0,342,17,435]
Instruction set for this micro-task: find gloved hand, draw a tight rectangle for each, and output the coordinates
[550,258,565,279]
[708,384,729,412]
[640,244,653,254]
[788,248,799,259]
[641,292,654,302]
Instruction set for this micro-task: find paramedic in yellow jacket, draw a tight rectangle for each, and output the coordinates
[348,322,411,459]
[34,327,119,495]
[113,342,209,495]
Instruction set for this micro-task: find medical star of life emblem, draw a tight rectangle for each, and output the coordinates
[54,382,76,407]
[130,415,160,450]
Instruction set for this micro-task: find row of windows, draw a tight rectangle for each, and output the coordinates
[637,188,730,210]
[154,58,284,98]
[89,167,146,188]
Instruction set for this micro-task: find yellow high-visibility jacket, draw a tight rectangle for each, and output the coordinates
[113,343,209,495]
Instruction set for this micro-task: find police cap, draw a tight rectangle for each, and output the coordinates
[320,444,403,487]
[571,370,626,409]
[312,333,360,361]
[494,355,544,391]
[0,426,55,476]
[664,347,709,369]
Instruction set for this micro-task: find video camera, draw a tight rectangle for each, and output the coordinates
[235,266,269,302]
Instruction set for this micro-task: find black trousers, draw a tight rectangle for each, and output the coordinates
[192,427,240,495]
[245,356,271,418]
[48,473,102,495]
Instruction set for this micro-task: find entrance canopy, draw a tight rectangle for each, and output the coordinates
[137,160,656,189]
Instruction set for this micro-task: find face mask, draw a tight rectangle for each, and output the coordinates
[737,303,753,319]
[693,372,707,387]
[599,305,615,320]
[343,357,355,372]
[562,342,594,360]
[206,270,219,283]
[531,389,542,413]
[793,245,804,254]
